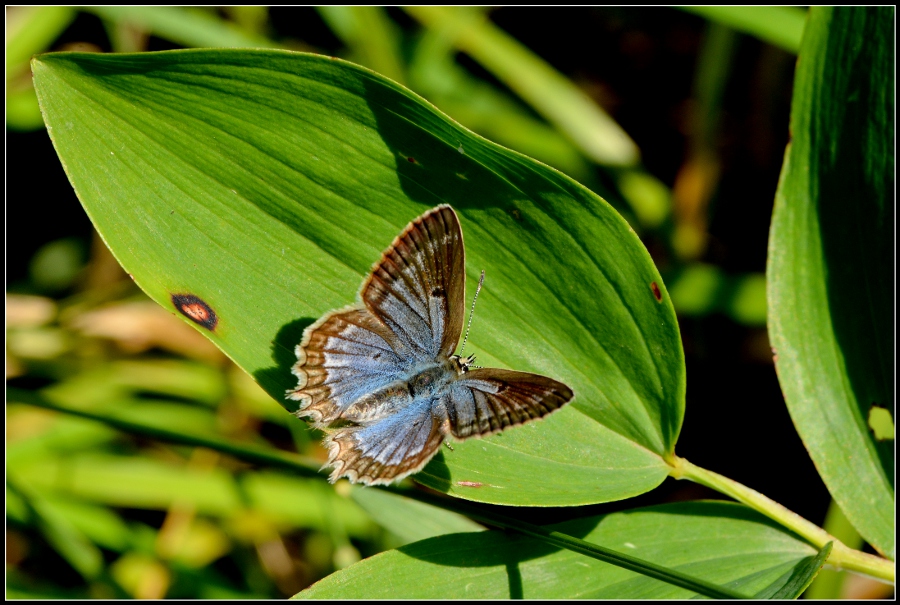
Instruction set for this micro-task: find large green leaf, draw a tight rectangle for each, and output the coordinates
[295,501,820,599]
[32,49,684,505]
[768,8,894,557]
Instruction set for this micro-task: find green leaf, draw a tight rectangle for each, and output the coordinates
[317,6,406,85]
[804,501,862,599]
[23,495,134,553]
[8,480,104,581]
[406,25,592,181]
[83,6,273,49]
[294,501,817,599]
[350,486,483,545]
[754,541,831,599]
[767,7,894,558]
[667,264,767,325]
[6,6,76,73]
[680,6,806,54]
[11,451,373,536]
[32,49,684,505]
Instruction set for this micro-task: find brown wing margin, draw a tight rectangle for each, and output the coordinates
[322,395,449,485]
[360,205,466,361]
[447,368,575,439]
[286,305,408,427]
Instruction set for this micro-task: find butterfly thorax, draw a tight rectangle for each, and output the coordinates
[339,358,466,425]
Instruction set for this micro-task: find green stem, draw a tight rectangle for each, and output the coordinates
[672,456,894,582]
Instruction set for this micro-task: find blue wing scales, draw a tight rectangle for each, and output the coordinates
[287,306,410,426]
[324,395,448,485]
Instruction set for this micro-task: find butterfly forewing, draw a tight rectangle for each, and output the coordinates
[446,369,574,439]
[361,205,466,361]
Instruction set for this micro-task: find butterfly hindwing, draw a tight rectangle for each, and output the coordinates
[360,205,466,361]
[446,368,574,439]
[324,395,448,485]
[287,306,410,426]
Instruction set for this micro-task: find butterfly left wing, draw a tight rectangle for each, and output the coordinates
[287,305,413,427]
[445,368,574,439]
[323,395,449,485]
[360,205,466,362]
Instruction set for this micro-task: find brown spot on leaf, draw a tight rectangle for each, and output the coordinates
[171,293,218,331]
[650,282,662,302]
[407,156,417,164]
[457,481,483,488]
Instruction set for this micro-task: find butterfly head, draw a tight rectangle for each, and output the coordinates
[449,353,477,374]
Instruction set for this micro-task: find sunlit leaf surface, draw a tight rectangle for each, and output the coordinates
[33,49,684,505]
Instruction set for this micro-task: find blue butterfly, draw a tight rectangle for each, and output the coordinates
[287,205,573,485]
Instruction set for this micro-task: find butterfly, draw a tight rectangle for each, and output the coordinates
[286,205,574,485]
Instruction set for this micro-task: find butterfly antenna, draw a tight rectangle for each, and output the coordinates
[459,270,485,356]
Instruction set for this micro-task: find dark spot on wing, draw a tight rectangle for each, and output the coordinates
[431,287,443,297]
[171,293,218,331]
[650,282,662,302]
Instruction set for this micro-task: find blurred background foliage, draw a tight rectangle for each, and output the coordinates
[6,6,889,599]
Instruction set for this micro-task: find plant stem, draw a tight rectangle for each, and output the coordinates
[671,456,894,582]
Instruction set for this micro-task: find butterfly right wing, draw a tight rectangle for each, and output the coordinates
[323,394,449,485]
[287,305,411,427]
[360,205,466,362]
[445,368,574,439]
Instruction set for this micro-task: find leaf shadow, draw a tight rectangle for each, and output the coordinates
[253,316,317,408]
[394,515,601,599]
